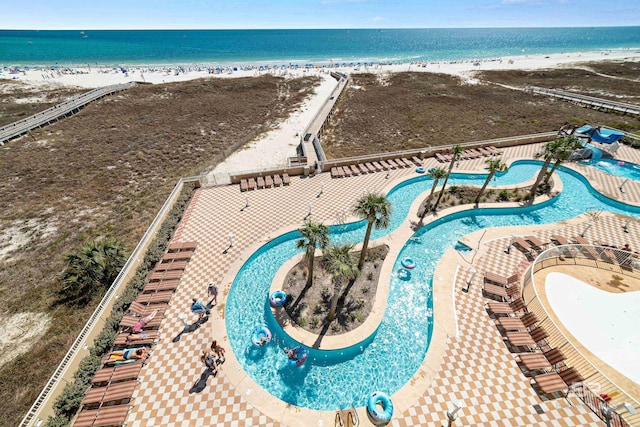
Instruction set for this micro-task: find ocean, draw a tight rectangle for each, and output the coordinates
[1,27,639,67]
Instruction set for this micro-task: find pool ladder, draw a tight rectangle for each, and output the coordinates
[336,402,359,427]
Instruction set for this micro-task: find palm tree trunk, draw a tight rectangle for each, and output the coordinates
[432,173,451,212]
[358,221,374,270]
[306,248,315,288]
[542,161,561,187]
[419,178,439,219]
[476,172,494,205]
[527,158,552,200]
[328,281,342,321]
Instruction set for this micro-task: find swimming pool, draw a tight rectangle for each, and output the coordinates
[583,157,640,181]
[225,160,640,410]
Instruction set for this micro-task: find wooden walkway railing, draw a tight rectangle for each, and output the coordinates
[0,82,138,145]
[527,86,640,116]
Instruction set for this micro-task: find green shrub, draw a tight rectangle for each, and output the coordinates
[497,190,511,201]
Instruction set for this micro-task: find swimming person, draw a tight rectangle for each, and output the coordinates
[284,347,299,361]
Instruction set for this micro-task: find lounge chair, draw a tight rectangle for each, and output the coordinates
[435,152,447,163]
[167,241,196,252]
[148,269,183,282]
[488,145,504,155]
[256,176,265,189]
[342,166,352,177]
[400,157,411,167]
[114,331,159,347]
[240,179,248,192]
[487,298,527,317]
[387,159,398,169]
[73,405,130,427]
[484,271,519,287]
[143,279,179,293]
[161,250,194,262]
[518,348,566,373]
[551,235,570,246]
[497,312,538,331]
[350,165,360,176]
[483,283,520,302]
[411,156,423,166]
[506,326,549,351]
[92,363,142,385]
[365,163,376,173]
[127,301,168,317]
[525,235,548,253]
[154,260,187,272]
[282,173,291,185]
[358,163,369,174]
[135,290,174,305]
[572,235,600,260]
[81,380,138,406]
[119,314,162,330]
[532,367,584,396]
[330,167,339,178]
[513,237,535,259]
[379,160,391,170]
[265,175,273,188]
[467,149,482,159]
[371,161,383,172]
[478,147,493,157]
[273,174,282,186]
[247,177,257,191]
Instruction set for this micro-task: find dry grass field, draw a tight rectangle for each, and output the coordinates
[0,75,319,426]
[321,62,640,158]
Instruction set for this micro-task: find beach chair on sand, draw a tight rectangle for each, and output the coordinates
[518,348,566,373]
[497,312,538,331]
[532,367,584,396]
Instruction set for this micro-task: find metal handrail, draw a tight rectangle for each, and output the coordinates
[523,244,639,426]
[19,175,199,427]
[528,87,640,116]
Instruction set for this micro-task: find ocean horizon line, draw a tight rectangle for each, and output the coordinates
[3,25,640,31]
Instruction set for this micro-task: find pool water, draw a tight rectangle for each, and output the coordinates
[583,157,640,181]
[225,160,640,411]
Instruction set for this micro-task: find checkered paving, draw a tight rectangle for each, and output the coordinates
[125,144,639,426]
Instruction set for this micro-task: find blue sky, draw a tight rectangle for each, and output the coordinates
[2,0,639,29]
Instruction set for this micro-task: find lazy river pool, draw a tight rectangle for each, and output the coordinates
[225,160,640,410]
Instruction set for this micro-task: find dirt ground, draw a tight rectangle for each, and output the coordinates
[282,245,387,335]
[321,62,640,158]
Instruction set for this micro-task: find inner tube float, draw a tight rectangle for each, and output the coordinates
[367,391,393,425]
[269,290,287,308]
[401,257,416,269]
[397,268,411,281]
[618,161,625,166]
[415,166,425,174]
[251,325,272,347]
[287,346,307,367]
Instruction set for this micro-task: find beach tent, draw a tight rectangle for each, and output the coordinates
[575,125,624,144]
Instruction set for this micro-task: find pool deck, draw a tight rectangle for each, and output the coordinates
[123,143,640,426]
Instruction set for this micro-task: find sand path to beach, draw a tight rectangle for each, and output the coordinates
[206,73,338,182]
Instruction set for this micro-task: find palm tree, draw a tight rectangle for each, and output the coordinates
[432,145,464,212]
[296,220,330,288]
[541,135,583,188]
[60,238,129,303]
[419,167,448,219]
[527,137,565,201]
[353,193,391,270]
[475,158,508,206]
[324,244,359,321]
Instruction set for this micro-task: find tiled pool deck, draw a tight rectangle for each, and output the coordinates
[124,143,640,426]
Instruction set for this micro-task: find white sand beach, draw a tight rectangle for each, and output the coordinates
[545,272,640,385]
[3,50,639,176]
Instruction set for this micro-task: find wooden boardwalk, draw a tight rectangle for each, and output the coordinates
[0,82,138,145]
[528,86,640,116]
